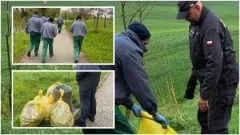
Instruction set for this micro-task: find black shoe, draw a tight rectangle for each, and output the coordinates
[50,54,54,57]
[27,52,31,57]
[35,53,38,56]
[88,117,95,122]
[74,60,78,63]
[74,119,86,127]
[42,60,45,63]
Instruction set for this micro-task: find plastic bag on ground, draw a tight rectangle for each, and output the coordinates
[20,91,45,127]
[43,95,54,123]
[137,111,177,134]
[46,81,62,97]
[34,89,48,106]
[51,89,74,127]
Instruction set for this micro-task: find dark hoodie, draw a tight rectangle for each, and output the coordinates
[115,29,158,115]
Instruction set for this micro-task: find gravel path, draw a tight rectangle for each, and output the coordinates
[86,72,114,127]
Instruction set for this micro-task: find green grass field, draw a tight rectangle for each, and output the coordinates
[114,1,239,134]
[1,1,239,134]
[65,19,113,63]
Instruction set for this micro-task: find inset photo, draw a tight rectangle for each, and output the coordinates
[12,70,114,128]
[12,7,114,65]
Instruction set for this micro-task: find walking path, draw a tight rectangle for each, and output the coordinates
[19,29,88,64]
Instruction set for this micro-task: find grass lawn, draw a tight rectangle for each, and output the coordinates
[12,71,108,127]
[13,32,29,63]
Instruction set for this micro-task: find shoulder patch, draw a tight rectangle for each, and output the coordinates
[207,41,214,46]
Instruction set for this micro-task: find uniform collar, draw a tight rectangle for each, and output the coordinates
[194,6,208,26]
[77,19,82,21]
[33,14,39,18]
[122,29,147,53]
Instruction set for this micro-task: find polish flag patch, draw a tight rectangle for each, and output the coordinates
[207,41,214,46]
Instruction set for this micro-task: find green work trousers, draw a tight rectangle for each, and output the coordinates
[42,37,53,62]
[73,36,84,62]
[28,32,41,55]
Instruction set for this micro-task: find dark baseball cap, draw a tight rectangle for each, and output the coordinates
[176,1,198,20]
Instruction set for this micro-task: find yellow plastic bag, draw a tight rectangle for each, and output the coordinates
[62,24,65,30]
[51,89,74,127]
[43,95,54,122]
[34,89,48,105]
[46,82,62,97]
[138,111,177,134]
[20,92,45,127]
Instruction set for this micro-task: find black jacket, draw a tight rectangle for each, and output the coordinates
[189,6,239,100]
[76,71,101,89]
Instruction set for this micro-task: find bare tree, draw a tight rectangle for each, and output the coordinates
[2,1,12,114]
[94,8,104,33]
[119,1,155,30]
[121,1,127,30]
[102,8,113,28]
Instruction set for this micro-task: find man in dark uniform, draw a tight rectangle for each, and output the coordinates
[74,71,101,127]
[176,1,239,134]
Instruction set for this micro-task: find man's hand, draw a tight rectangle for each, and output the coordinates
[153,113,168,128]
[131,105,142,117]
[198,97,209,112]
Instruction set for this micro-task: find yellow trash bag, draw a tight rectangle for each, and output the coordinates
[138,111,177,134]
[51,89,74,127]
[43,95,54,123]
[20,92,45,127]
[62,24,65,30]
[46,81,62,97]
[34,89,48,105]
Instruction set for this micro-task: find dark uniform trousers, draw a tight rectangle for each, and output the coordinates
[198,83,237,134]
[57,23,63,33]
[77,72,100,125]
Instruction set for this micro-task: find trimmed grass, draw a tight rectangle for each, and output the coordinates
[13,72,108,127]
[65,19,113,63]
[13,32,29,63]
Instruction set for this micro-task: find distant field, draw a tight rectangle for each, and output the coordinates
[114,1,239,134]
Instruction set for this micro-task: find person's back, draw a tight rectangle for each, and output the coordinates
[57,17,64,24]
[41,22,57,39]
[41,16,48,24]
[115,30,146,109]
[26,15,42,33]
[71,20,87,36]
